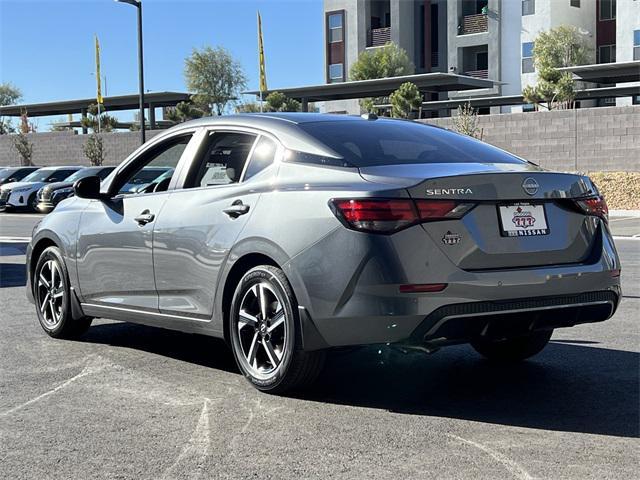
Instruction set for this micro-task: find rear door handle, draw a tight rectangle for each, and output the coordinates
[223,201,250,218]
[134,210,155,226]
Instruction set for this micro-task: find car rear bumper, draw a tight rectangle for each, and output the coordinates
[288,221,622,349]
[406,290,619,350]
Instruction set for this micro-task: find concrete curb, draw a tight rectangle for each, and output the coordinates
[610,210,640,218]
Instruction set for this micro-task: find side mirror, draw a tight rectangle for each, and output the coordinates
[74,175,103,200]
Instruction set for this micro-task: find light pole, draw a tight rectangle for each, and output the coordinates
[115,0,145,144]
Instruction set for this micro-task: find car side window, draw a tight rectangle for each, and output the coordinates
[47,170,78,182]
[243,136,277,181]
[111,134,193,195]
[188,131,257,188]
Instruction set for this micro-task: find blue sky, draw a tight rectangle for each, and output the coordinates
[0,0,324,128]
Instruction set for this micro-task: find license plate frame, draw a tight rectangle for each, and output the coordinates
[497,203,550,237]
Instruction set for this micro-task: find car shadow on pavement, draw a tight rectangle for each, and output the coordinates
[0,242,28,288]
[0,263,26,288]
[303,342,640,439]
[79,321,638,438]
[82,322,240,374]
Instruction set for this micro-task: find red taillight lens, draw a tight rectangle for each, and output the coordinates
[330,198,475,233]
[575,195,608,222]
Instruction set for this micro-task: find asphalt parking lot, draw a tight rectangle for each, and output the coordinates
[0,213,638,479]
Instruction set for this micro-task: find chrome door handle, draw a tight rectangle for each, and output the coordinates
[223,201,250,218]
[134,210,155,225]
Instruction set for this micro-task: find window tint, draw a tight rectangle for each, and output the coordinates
[297,120,525,167]
[46,169,79,182]
[522,42,534,73]
[189,131,256,188]
[244,136,277,180]
[112,134,192,195]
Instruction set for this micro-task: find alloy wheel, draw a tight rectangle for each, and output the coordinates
[236,281,288,376]
[36,259,65,328]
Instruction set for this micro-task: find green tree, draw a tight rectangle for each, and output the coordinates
[81,104,118,132]
[523,26,592,110]
[349,43,414,81]
[83,134,105,166]
[264,91,301,112]
[452,102,483,140]
[184,46,247,116]
[389,82,422,118]
[166,100,206,124]
[0,82,22,134]
[349,42,414,114]
[235,102,261,113]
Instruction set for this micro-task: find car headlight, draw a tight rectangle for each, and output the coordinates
[10,186,31,193]
[56,187,74,195]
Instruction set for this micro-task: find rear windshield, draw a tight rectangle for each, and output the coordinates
[298,120,525,167]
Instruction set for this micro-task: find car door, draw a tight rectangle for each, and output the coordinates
[75,131,198,311]
[152,129,281,323]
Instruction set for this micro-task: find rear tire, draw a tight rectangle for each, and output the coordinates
[471,330,553,362]
[34,246,92,339]
[229,265,325,394]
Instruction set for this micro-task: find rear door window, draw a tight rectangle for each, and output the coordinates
[187,131,257,188]
[243,136,277,181]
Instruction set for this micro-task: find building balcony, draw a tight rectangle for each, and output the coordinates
[464,69,489,79]
[459,14,487,35]
[367,27,391,47]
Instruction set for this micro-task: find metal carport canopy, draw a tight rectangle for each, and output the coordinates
[0,91,192,117]
[557,60,640,84]
[244,72,499,102]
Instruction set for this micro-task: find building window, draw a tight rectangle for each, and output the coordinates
[329,63,344,82]
[570,0,580,7]
[522,42,534,73]
[522,0,535,15]
[598,44,616,63]
[634,30,640,61]
[328,13,343,43]
[599,0,616,20]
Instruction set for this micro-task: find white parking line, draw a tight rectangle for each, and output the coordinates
[0,236,31,243]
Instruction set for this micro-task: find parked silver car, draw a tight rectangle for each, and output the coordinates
[26,114,621,393]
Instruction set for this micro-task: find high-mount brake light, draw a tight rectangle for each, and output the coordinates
[330,198,475,233]
[574,195,608,222]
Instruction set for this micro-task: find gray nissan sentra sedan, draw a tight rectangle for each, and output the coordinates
[26,113,621,393]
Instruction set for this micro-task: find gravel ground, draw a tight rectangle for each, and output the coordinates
[588,172,640,210]
[0,214,638,479]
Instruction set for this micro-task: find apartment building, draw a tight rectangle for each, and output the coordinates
[323,0,639,114]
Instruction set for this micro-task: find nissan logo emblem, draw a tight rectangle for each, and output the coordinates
[522,177,539,196]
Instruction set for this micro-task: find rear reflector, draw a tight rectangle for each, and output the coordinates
[575,195,608,222]
[610,269,621,278]
[330,198,475,233]
[399,283,447,293]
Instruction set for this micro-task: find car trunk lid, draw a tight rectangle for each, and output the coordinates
[359,164,602,270]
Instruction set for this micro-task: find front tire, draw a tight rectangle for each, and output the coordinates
[28,192,39,212]
[229,265,325,394]
[34,246,92,338]
[471,330,553,362]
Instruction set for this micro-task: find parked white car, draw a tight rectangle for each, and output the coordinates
[0,166,82,212]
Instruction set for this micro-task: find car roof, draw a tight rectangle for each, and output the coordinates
[162,113,398,158]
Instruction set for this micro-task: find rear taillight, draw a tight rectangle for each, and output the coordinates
[575,195,608,222]
[330,198,475,233]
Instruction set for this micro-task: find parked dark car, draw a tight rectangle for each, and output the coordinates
[36,166,116,213]
[0,166,40,186]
